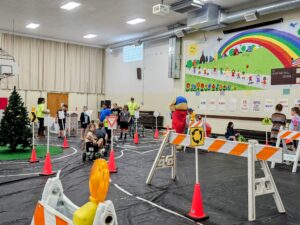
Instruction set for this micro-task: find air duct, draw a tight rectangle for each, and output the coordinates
[106,0,300,50]
[220,0,300,24]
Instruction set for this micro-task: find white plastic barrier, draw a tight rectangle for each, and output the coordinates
[146,131,285,221]
[271,129,300,173]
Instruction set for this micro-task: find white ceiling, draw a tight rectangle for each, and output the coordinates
[0,0,280,47]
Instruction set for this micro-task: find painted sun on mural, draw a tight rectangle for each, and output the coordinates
[185,20,300,92]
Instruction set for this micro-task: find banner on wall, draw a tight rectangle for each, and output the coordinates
[228,98,237,112]
[240,99,249,112]
[278,99,289,113]
[208,99,216,111]
[184,19,300,93]
[252,99,262,112]
[264,99,275,112]
[218,99,226,111]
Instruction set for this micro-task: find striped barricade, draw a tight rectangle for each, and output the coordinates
[169,133,282,163]
[31,202,72,225]
[271,129,300,173]
[147,130,285,221]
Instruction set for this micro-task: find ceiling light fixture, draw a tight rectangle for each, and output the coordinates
[126,18,146,25]
[26,23,40,29]
[83,34,97,39]
[60,1,81,10]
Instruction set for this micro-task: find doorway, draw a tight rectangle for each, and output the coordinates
[47,93,69,117]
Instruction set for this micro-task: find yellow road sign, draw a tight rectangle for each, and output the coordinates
[190,127,204,147]
[262,117,272,125]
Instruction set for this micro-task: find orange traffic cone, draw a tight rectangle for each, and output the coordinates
[108,149,117,173]
[154,128,159,139]
[40,152,55,176]
[134,132,139,144]
[29,147,39,163]
[62,136,69,149]
[188,183,209,221]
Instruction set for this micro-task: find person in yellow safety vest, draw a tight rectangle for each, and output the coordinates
[36,97,49,138]
[127,97,140,123]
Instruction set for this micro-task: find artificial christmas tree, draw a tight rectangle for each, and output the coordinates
[0,87,32,150]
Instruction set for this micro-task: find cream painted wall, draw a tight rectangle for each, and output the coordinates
[105,9,300,134]
[0,88,103,120]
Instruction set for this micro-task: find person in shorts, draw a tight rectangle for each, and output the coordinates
[56,104,68,138]
[119,105,131,140]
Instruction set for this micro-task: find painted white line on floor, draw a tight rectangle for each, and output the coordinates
[0,172,40,178]
[113,183,133,196]
[113,182,202,225]
[0,146,78,165]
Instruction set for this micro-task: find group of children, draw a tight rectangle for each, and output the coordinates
[225,104,300,148]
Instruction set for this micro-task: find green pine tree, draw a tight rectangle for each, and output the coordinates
[0,87,32,150]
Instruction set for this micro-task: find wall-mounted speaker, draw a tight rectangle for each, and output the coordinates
[137,68,142,80]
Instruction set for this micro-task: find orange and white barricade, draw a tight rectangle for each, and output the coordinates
[271,129,300,173]
[31,160,118,225]
[146,130,285,221]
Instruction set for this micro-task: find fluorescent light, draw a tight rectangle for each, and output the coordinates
[60,1,81,10]
[83,34,97,39]
[26,23,40,29]
[126,18,146,25]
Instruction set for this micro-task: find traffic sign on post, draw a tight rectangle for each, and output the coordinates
[262,118,272,125]
[190,127,204,147]
[153,111,159,117]
[107,115,118,130]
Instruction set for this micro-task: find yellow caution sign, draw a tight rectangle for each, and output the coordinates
[190,127,204,147]
[262,117,272,125]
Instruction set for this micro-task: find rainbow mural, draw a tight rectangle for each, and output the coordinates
[218,28,300,67]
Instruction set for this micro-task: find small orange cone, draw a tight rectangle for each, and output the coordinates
[154,128,159,139]
[29,148,39,163]
[134,132,139,144]
[40,152,55,176]
[188,183,209,221]
[62,136,69,149]
[108,149,117,173]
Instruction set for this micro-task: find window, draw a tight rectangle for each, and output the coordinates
[123,44,143,62]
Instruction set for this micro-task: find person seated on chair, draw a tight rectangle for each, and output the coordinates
[225,122,240,141]
[95,121,108,149]
[85,124,98,148]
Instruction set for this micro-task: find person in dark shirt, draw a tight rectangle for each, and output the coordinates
[80,106,90,140]
[271,104,287,145]
[225,122,239,141]
[111,103,121,124]
[95,122,108,148]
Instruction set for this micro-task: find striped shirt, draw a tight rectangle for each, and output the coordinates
[271,112,286,139]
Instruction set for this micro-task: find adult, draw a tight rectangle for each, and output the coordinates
[80,106,90,140]
[99,103,111,122]
[128,97,140,122]
[36,97,48,137]
[271,104,287,146]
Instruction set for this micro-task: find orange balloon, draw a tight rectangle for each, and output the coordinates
[89,159,110,204]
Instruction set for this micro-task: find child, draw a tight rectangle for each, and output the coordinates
[271,104,286,145]
[85,124,97,145]
[119,105,131,140]
[111,103,121,125]
[95,122,108,149]
[225,122,240,141]
[289,107,300,149]
[56,104,68,138]
[80,106,90,140]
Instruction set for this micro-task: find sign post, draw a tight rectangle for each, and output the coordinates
[107,115,118,150]
[262,117,272,145]
[29,107,39,163]
[134,111,140,144]
[153,111,159,139]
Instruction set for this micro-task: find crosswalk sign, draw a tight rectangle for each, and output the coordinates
[190,127,204,147]
[262,117,272,125]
